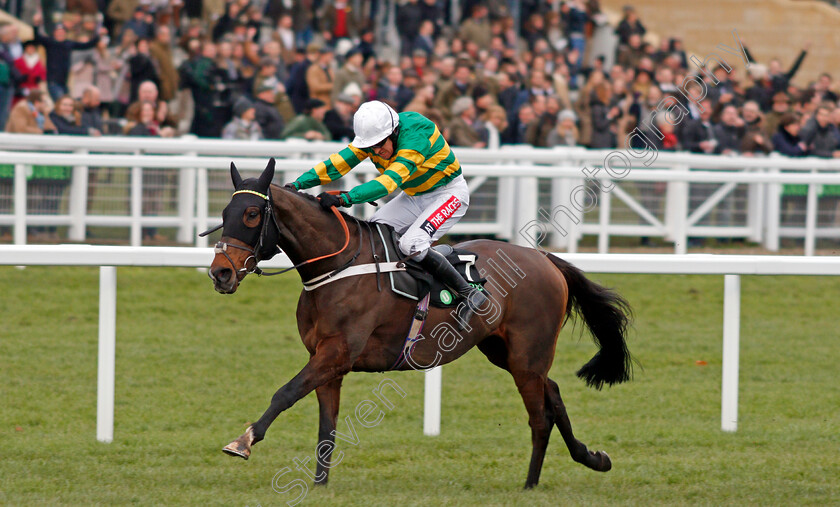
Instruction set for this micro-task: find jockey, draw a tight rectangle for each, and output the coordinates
[287,100,488,329]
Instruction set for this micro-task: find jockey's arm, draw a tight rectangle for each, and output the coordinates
[343,151,422,205]
[291,145,367,190]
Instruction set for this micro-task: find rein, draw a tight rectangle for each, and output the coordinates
[213,188,357,278]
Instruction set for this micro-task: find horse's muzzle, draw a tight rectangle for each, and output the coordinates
[209,266,238,294]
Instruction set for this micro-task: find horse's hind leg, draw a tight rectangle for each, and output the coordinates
[545,378,612,472]
[313,376,344,485]
[511,369,555,489]
[478,337,553,489]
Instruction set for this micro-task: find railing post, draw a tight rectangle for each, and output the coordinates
[598,183,611,253]
[804,170,818,256]
[763,166,781,251]
[130,150,142,246]
[721,274,741,432]
[68,148,89,241]
[423,366,441,436]
[512,177,538,247]
[97,266,117,443]
[13,163,26,245]
[666,163,689,254]
[195,167,209,248]
[178,144,198,244]
[746,168,764,243]
[549,176,570,249]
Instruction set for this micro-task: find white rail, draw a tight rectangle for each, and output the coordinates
[2,135,840,254]
[4,245,840,440]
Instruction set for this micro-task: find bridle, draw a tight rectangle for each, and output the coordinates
[206,187,355,279]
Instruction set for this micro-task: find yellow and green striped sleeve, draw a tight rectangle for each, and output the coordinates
[346,149,425,204]
[294,145,368,190]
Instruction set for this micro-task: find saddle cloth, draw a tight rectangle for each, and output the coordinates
[372,222,488,308]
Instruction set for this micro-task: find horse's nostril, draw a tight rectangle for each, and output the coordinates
[214,268,232,283]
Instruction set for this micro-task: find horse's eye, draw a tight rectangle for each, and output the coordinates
[249,211,259,219]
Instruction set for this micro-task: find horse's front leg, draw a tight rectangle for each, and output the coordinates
[223,335,352,459]
[313,376,344,485]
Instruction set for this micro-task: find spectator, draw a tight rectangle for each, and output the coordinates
[13,40,46,103]
[589,81,617,148]
[800,104,840,158]
[149,25,178,102]
[546,109,580,147]
[125,100,166,136]
[5,89,55,133]
[713,104,745,155]
[480,104,509,148]
[128,38,160,103]
[126,81,177,134]
[512,103,537,144]
[222,96,263,140]
[79,85,104,134]
[403,83,435,116]
[459,4,492,50]
[50,94,99,135]
[814,73,838,104]
[615,5,645,47]
[287,43,319,114]
[745,64,773,112]
[560,0,588,55]
[740,100,772,155]
[448,96,485,148]
[419,0,445,36]
[253,83,285,139]
[763,92,791,138]
[377,66,414,112]
[771,113,807,157]
[121,6,155,40]
[323,93,357,142]
[181,41,226,137]
[396,0,424,56]
[413,21,436,56]
[617,33,645,70]
[332,48,365,105]
[434,60,476,118]
[281,97,330,140]
[767,41,810,95]
[31,10,103,100]
[271,14,296,65]
[679,98,717,154]
[305,45,335,107]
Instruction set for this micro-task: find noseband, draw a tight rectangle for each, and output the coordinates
[213,188,355,279]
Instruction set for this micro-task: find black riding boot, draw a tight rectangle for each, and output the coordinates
[420,248,489,330]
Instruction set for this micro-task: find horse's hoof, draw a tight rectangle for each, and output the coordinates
[594,450,612,472]
[222,426,254,460]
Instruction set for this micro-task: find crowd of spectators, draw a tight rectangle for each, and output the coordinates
[0,0,838,159]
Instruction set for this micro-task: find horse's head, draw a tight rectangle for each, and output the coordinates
[208,158,281,294]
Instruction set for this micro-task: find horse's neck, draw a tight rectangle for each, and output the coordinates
[271,186,361,278]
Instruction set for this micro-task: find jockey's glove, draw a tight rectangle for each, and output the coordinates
[317,191,351,210]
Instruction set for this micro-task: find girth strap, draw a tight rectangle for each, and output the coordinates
[390,293,431,370]
[302,262,407,291]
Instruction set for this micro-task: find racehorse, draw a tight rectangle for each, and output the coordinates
[207,158,633,489]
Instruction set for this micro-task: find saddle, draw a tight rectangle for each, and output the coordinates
[371,222,488,308]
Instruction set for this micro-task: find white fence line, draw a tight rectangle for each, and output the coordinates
[2,146,840,254]
[4,245,840,440]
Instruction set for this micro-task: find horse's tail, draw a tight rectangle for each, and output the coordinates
[547,254,634,390]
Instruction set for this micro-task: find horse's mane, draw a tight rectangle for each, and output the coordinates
[273,184,366,224]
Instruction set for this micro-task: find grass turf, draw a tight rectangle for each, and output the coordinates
[1,266,838,506]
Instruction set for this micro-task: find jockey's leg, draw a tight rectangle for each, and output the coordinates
[396,176,488,330]
[370,191,420,234]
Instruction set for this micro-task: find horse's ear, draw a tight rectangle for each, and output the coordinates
[230,162,243,189]
[258,157,276,190]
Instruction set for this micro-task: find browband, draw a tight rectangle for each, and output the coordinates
[232,189,269,200]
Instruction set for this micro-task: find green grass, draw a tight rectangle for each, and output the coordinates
[1,267,838,506]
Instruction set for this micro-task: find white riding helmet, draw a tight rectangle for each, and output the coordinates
[352,101,399,148]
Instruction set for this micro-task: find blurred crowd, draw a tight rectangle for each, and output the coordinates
[0,0,839,158]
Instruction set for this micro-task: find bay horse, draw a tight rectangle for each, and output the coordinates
[208,158,633,489]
